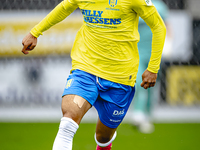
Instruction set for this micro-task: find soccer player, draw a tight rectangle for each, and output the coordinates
[21,0,166,149]
[131,0,169,134]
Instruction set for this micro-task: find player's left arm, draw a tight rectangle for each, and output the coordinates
[141,10,166,89]
[132,0,166,89]
[143,10,166,74]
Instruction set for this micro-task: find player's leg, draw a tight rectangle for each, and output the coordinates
[95,118,117,150]
[52,69,99,150]
[94,78,135,149]
[94,98,131,150]
[53,94,92,150]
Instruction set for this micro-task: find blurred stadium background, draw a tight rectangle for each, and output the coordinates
[0,0,200,150]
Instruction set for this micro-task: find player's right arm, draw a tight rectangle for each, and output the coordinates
[21,0,78,54]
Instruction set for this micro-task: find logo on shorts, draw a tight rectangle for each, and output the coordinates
[113,109,125,116]
[66,79,73,89]
[109,0,118,7]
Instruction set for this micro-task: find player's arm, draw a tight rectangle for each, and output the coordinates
[141,10,166,89]
[22,0,78,54]
[132,0,166,89]
[143,10,166,74]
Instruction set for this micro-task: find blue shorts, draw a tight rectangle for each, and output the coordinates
[62,69,135,128]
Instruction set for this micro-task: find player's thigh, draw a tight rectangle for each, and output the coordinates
[62,94,92,124]
[96,118,117,143]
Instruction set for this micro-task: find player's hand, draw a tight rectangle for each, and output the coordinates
[140,69,157,89]
[22,33,37,55]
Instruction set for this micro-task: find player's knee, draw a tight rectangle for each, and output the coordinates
[61,104,79,124]
[61,108,81,124]
[61,95,86,124]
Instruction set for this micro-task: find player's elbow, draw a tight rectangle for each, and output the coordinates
[160,23,167,37]
[155,20,167,36]
[163,21,167,34]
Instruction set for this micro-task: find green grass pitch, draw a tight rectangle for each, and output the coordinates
[0,123,200,150]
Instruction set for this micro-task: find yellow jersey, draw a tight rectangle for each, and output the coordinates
[30,0,166,87]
